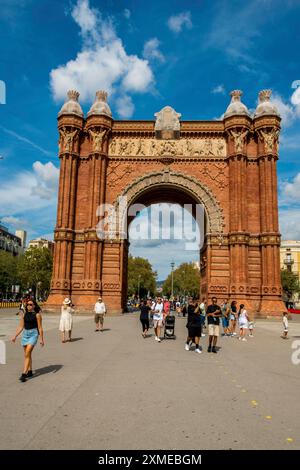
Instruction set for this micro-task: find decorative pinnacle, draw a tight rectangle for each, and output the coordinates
[259,89,272,102]
[95,90,108,102]
[230,90,243,101]
[67,90,80,101]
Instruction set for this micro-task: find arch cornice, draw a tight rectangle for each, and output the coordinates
[114,168,225,234]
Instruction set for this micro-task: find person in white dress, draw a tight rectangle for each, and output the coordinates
[59,298,74,343]
[238,304,249,342]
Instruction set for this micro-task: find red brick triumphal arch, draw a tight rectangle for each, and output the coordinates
[46,89,285,317]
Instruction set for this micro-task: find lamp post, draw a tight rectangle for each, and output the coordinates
[138,275,141,301]
[171,261,175,300]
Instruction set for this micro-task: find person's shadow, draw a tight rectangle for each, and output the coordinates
[33,365,63,377]
[69,337,84,342]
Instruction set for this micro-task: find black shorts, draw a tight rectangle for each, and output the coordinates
[140,318,149,330]
[188,325,202,338]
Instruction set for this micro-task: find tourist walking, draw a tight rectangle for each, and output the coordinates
[230,300,238,336]
[12,299,44,382]
[176,300,181,316]
[59,298,74,343]
[238,304,249,341]
[281,312,289,339]
[206,297,222,353]
[199,298,206,336]
[163,299,170,318]
[185,299,202,354]
[140,300,151,338]
[221,299,230,336]
[248,320,254,337]
[152,297,164,342]
[94,297,107,331]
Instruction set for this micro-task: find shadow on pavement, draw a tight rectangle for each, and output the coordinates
[69,337,84,342]
[34,365,63,377]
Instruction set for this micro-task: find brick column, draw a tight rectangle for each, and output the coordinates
[47,112,83,307]
[254,115,284,316]
[224,116,252,308]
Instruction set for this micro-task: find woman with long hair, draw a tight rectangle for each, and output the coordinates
[185,298,202,354]
[140,299,151,338]
[12,299,44,382]
[238,304,249,341]
[59,298,74,343]
[230,300,238,336]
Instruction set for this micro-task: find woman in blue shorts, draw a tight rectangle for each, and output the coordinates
[12,299,44,382]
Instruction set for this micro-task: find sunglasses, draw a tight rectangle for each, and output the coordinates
[27,303,34,306]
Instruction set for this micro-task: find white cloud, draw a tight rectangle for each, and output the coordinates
[115,95,134,119]
[281,173,300,202]
[271,93,295,127]
[167,11,192,33]
[291,82,300,117]
[50,0,154,117]
[0,161,59,216]
[211,84,225,95]
[1,216,27,227]
[280,208,300,241]
[123,8,131,19]
[143,38,165,63]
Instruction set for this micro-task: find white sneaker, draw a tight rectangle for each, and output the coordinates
[155,336,158,341]
[233,332,237,336]
[242,338,247,342]
[185,343,190,351]
[238,337,241,340]
[195,348,202,354]
[249,334,254,337]
[201,333,206,337]
[157,338,161,343]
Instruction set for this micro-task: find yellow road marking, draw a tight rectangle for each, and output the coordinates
[251,400,258,406]
[286,438,294,443]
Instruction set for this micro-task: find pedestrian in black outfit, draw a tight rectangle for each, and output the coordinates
[140,300,151,338]
[185,298,202,354]
[207,297,222,353]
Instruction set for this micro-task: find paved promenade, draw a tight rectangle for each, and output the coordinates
[0,309,300,450]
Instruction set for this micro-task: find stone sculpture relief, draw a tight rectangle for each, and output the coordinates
[229,129,248,153]
[88,128,108,152]
[259,128,279,154]
[59,127,78,153]
[108,138,226,157]
[154,106,181,131]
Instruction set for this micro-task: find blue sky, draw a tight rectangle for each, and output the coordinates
[0,0,300,279]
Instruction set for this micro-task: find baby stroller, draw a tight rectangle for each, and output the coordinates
[164,314,176,339]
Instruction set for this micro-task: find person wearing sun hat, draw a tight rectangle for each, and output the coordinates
[59,298,74,343]
[94,296,107,332]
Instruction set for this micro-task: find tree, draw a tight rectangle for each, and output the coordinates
[281,269,300,301]
[0,251,18,297]
[163,262,200,298]
[127,255,157,298]
[17,247,53,299]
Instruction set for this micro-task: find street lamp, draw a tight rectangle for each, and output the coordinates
[138,275,141,301]
[171,261,175,299]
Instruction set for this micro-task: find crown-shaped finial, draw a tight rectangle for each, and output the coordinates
[67,90,80,101]
[259,89,272,102]
[230,90,243,101]
[96,90,108,102]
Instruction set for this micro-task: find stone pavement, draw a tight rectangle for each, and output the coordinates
[0,309,300,450]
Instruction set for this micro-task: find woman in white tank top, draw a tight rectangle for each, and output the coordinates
[238,304,249,342]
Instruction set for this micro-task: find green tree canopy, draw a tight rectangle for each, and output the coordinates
[163,262,200,299]
[17,246,53,298]
[0,251,18,296]
[281,269,300,300]
[127,255,157,298]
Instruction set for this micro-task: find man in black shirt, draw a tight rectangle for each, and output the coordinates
[206,297,222,353]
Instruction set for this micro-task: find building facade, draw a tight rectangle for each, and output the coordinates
[280,240,300,304]
[28,237,54,255]
[0,223,26,256]
[46,89,285,317]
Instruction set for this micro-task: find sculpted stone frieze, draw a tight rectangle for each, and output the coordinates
[88,128,108,152]
[59,127,79,153]
[258,128,279,154]
[108,138,226,158]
